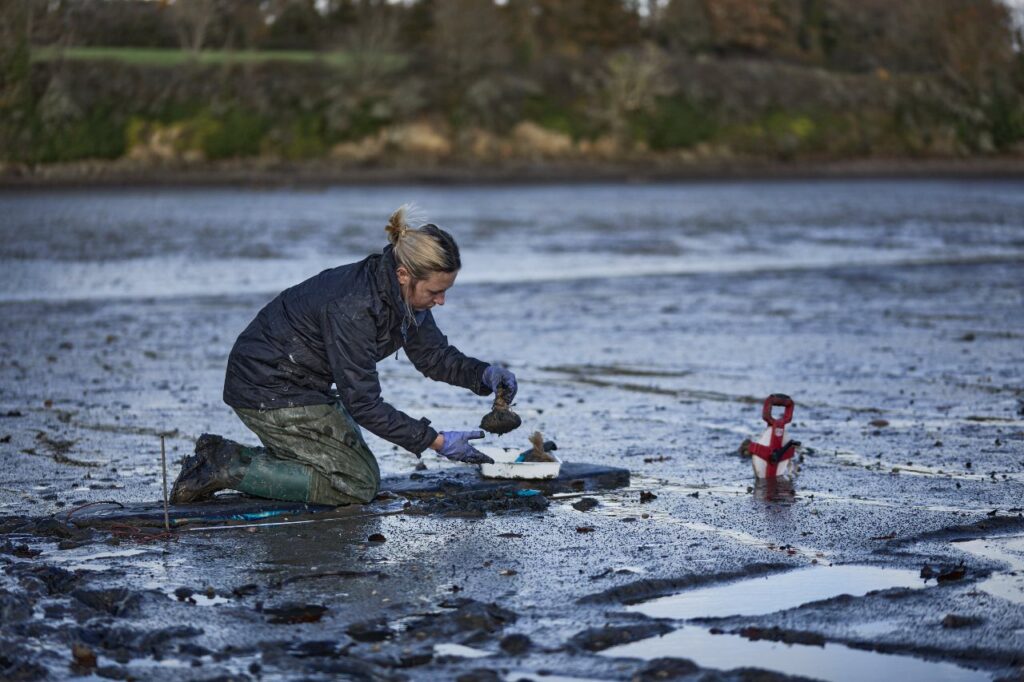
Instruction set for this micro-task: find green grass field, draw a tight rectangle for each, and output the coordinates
[30,46,376,68]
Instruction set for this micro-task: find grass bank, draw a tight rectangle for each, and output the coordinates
[29,45,398,69]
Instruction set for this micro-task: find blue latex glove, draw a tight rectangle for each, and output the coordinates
[482,365,518,401]
[437,430,493,464]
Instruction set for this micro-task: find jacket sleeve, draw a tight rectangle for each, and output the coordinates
[404,311,491,396]
[321,300,438,455]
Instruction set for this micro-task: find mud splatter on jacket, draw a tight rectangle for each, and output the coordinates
[223,246,490,454]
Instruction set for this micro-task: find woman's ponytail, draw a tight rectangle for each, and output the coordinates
[384,205,461,280]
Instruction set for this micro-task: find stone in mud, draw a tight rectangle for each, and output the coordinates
[266,603,328,624]
[480,385,521,435]
[937,564,967,582]
[72,588,144,617]
[0,590,33,623]
[568,622,674,652]
[737,626,826,646]
[633,657,700,680]
[13,563,79,595]
[0,542,40,559]
[456,670,502,682]
[347,618,393,642]
[404,600,516,644]
[76,623,203,658]
[572,497,599,512]
[499,633,532,655]
[942,614,983,628]
[71,643,97,670]
[0,656,48,682]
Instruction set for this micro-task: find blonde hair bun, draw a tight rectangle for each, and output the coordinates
[385,205,412,246]
[384,205,462,279]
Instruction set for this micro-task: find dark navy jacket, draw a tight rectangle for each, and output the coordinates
[223,247,490,454]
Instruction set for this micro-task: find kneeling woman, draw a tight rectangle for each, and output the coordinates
[170,207,516,506]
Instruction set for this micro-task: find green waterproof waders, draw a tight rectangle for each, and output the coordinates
[231,403,380,506]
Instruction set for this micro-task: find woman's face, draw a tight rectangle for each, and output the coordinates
[398,268,457,311]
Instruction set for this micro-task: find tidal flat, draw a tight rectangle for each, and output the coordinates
[1,180,1022,680]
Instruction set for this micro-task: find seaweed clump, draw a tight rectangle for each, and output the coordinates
[480,384,521,435]
[520,431,558,463]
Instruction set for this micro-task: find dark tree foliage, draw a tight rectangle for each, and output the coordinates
[5,0,1023,163]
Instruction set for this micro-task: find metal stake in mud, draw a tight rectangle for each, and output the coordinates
[160,436,170,533]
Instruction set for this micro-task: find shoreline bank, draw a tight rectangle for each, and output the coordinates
[3,156,1023,189]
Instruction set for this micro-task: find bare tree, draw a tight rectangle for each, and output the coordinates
[592,43,674,140]
[431,0,511,90]
[172,0,219,53]
[340,0,401,87]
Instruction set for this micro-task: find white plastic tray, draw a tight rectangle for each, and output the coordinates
[477,446,562,480]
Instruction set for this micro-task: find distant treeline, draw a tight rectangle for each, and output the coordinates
[2,0,1022,168]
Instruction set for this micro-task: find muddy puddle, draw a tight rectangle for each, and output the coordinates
[625,564,924,620]
[603,625,989,682]
[604,564,989,681]
[953,534,1024,605]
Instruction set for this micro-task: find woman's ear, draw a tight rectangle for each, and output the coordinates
[396,265,411,287]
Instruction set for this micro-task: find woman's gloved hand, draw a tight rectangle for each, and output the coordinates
[482,365,518,401]
[436,430,493,464]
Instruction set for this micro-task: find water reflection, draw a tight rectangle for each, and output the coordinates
[753,477,797,504]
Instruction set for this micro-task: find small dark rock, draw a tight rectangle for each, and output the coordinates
[73,589,143,617]
[572,497,599,512]
[499,633,532,655]
[1,658,47,681]
[346,618,392,642]
[174,587,195,602]
[634,657,700,680]
[367,533,386,543]
[569,622,674,652]
[639,491,657,503]
[942,614,983,628]
[576,526,595,533]
[265,603,327,624]
[937,564,967,582]
[0,589,33,623]
[1,542,40,559]
[738,626,825,646]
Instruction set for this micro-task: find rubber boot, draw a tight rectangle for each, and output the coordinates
[169,434,249,504]
[232,450,313,503]
[171,434,317,504]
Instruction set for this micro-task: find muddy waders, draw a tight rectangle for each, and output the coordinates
[170,403,379,506]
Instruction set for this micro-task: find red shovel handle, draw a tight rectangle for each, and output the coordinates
[762,393,794,427]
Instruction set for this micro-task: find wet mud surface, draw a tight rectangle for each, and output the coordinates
[1,180,1023,680]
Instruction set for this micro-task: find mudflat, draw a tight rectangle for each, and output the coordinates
[1,179,1022,681]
